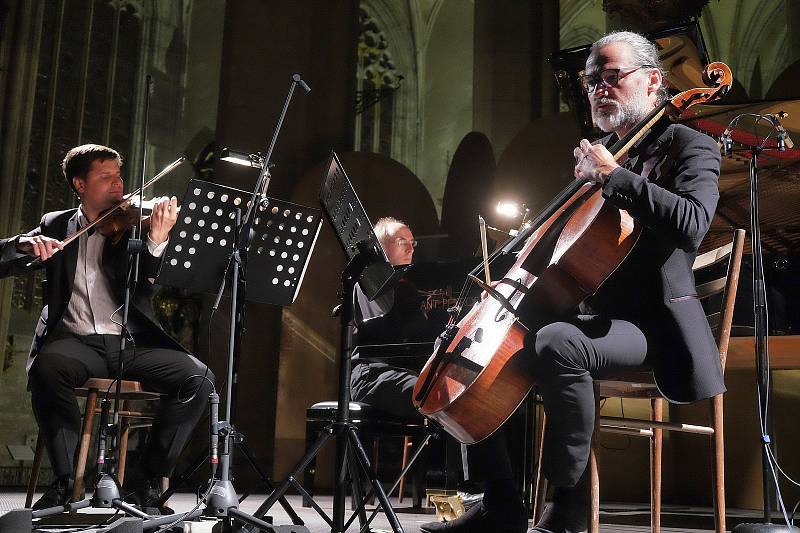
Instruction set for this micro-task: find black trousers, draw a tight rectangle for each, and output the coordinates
[350,361,514,483]
[527,315,648,487]
[350,361,421,420]
[28,332,215,480]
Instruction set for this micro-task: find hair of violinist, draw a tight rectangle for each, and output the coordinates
[587,31,669,104]
[62,144,123,197]
[374,217,408,247]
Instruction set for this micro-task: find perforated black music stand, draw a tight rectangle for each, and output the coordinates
[158,179,321,304]
[156,179,321,532]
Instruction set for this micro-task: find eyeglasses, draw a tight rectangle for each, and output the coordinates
[580,65,654,94]
[395,237,418,248]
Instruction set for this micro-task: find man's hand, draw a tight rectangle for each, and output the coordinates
[574,139,619,184]
[148,196,178,246]
[17,235,64,260]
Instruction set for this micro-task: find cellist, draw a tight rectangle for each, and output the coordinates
[0,144,215,512]
[420,30,724,533]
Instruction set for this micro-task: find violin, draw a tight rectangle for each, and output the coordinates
[26,157,185,265]
[96,196,182,244]
[412,63,733,444]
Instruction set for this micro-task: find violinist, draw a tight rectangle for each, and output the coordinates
[421,31,723,533]
[0,144,215,512]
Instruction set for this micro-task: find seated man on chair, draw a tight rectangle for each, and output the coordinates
[0,144,215,510]
[351,217,505,510]
[420,30,724,533]
[350,217,433,419]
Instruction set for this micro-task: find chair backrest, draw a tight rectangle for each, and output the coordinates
[690,228,746,372]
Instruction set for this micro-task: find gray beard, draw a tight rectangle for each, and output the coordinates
[593,95,652,133]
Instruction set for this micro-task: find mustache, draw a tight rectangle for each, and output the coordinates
[595,97,619,107]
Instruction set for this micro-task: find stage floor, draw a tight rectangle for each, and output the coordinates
[0,490,782,532]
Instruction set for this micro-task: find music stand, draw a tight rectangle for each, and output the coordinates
[156,178,321,532]
[158,179,320,304]
[245,152,420,533]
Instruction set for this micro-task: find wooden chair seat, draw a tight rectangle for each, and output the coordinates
[26,378,164,508]
[595,371,660,399]
[75,378,162,401]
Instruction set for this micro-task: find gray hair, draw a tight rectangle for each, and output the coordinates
[374,216,407,247]
[587,31,669,103]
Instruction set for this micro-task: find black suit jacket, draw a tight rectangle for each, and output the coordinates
[0,208,185,371]
[588,123,725,403]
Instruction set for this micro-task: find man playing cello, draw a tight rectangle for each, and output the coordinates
[0,144,215,511]
[421,30,724,533]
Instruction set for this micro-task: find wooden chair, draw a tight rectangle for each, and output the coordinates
[533,228,745,533]
[25,378,162,507]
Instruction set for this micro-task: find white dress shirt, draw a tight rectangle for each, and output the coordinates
[60,208,168,336]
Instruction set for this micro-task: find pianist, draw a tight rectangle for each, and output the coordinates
[349,217,433,419]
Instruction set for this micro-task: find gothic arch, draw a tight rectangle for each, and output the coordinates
[359,0,422,174]
[717,0,787,98]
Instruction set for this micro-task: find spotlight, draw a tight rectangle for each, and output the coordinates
[496,201,523,218]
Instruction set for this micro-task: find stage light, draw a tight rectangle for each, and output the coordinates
[220,147,264,168]
[496,201,522,218]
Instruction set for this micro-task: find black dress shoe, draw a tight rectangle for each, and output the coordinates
[527,495,588,533]
[420,501,527,533]
[32,475,72,510]
[124,476,173,515]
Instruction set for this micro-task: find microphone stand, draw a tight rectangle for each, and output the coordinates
[726,114,799,533]
[203,73,311,532]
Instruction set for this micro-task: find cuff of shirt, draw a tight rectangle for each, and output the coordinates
[147,235,169,257]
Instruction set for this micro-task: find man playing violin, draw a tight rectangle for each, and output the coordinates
[0,144,215,511]
[421,31,723,533]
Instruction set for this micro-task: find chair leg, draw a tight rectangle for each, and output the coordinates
[26,434,45,508]
[399,436,411,504]
[118,415,130,485]
[369,436,379,506]
[302,423,317,508]
[650,398,663,533]
[588,442,600,533]
[73,389,98,502]
[711,394,726,533]
[589,384,600,533]
[533,406,548,523]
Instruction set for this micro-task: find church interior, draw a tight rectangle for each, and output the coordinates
[0,1,799,531]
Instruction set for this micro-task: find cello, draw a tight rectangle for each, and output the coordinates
[412,62,733,444]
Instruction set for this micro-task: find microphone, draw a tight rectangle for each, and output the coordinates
[293,73,311,93]
[768,111,793,151]
[97,400,111,469]
[209,392,219,471]
[718,128,733,155]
